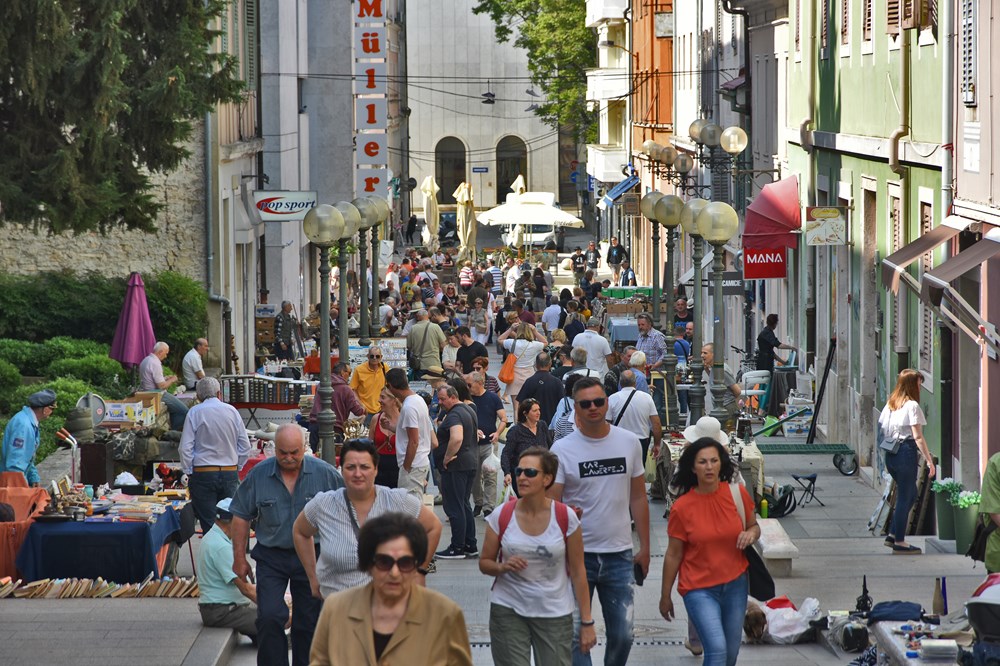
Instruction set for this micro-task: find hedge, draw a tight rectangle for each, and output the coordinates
[0,359,19,392]
[47,355,129,399]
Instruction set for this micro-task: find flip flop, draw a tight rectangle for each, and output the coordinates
[891,544,921,554]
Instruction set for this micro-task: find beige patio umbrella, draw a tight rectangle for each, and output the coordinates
[419,175,440,252]
[453,182,476,263]
[509,174,527,198]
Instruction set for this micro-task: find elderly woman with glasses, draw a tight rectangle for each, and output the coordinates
[309,513,472,665]
[480,448,595,666]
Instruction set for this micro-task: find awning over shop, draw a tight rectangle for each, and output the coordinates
[743,176,801,249]
[881,215,972,294]
[599,174,640,209]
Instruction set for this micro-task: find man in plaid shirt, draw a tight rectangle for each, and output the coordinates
[634,313,668,372]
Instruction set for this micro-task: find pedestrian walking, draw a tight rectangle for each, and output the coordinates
[0,389,61,487]
[501,399,552,497]
[179,377,252,534]
[879,368,936,554]
[385,368,434,500]
[433,385,480,559]
[479,448,596,666]
[371,388,402,488]
[405,214,418,243]
[659,436,759,666]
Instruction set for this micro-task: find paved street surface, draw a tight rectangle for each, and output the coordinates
[10,231,987,665]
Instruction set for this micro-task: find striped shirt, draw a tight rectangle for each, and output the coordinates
[303,486,421,596]
[487,266,503,294]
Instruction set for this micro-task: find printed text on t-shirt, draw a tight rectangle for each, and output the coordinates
[578,457,627,478]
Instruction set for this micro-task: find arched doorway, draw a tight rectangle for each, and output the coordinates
[435,137,466,205]
[496,136,527,204]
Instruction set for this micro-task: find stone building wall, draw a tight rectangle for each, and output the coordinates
[0,124,208,284]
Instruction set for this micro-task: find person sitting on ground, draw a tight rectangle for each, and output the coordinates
[197,498,258,643]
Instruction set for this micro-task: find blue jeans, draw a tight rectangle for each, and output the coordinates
[252,544,323,666]
[440,468,477,551]
[160,390,189,431]
[572,550,634,666]
[678,389,689,414]
[187,470,239,534]
[885,438,918,542]
[683,573,749,666]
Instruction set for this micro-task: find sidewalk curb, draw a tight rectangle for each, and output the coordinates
[181,626,237,666]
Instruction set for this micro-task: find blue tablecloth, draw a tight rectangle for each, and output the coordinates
[16,505,182,583]
[607,317,639,344]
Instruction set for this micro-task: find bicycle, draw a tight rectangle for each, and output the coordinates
[731,345,756,383]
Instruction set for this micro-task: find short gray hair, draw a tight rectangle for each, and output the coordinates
[469,372,485,386]
[571,347,588,365]
[196,376,221,401]
[438,385,459,399]
[153,341,169,354]
[629,351,647,367]
[620,369,637,388]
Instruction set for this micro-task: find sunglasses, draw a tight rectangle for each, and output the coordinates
[576,398,606,409]
[514,467,540,478]
[369,354,382,359]
[372,554,418,572]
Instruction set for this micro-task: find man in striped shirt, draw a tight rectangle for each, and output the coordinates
[486,259,503,298]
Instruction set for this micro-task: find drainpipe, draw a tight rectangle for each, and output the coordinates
[204,111,234,374]
[940,0,954,216]
[889,24,911,364]
[799,0,815,153]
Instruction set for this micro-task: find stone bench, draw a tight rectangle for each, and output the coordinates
[757,517,799,577]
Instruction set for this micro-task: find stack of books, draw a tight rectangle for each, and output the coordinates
[0,575,199,599]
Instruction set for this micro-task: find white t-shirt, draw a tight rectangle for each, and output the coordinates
[442,344,459,368]
[385,271,399,291]
[607,388,658,438]
[486,502,581,617]
[541,304,563,332]
[879,400,926,442]
[181,348,204,387]
[572,330,612,376]
[396,394,433,469]
[303,487,421,597]
[551,425,644,552]
[503,339,545,369]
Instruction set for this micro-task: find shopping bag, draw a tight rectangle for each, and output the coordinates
[482,450,501,475]
[644,448,657,483]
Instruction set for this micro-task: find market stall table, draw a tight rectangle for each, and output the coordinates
[15,504,189,584]
[231,402,302,429]
[606,317,639,345]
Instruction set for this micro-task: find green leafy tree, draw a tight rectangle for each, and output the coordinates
[472,0,597,141]
[0,0,243,234]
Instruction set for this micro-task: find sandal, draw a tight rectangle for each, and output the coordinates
[891,544,921,554]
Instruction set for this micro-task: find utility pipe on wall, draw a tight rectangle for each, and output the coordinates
[203,111,234,374]
[940,0,954,216]
[889,24,911,360]
[799,0,815,154]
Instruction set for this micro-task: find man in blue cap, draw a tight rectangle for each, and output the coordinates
[197,497,258,643]
[1,389,58,487]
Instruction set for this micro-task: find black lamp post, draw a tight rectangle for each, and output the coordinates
[679,198,709,423]
[333,202,362,363]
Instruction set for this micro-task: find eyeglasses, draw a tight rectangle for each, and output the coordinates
[514,467,540,478]
[372,554,419,573]
[369,354,382,359]
[576,398,606,409]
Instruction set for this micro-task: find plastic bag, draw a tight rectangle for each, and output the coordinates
[499,483,516,506]
[763,597,820,644]
[482,450,501,474]
[644,448,657,483]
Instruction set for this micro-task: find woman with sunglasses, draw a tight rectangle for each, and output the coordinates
[501,399,553,495]
[371,388,402,487]
[479,448,595,666]
[469,298,490,345]
[310,513,472,665]
[293,440,442,600]
[471,356,501,395]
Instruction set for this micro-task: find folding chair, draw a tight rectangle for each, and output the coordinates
[791,473,824,507]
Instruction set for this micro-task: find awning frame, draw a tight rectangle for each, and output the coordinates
[599,174,641,210]
[881,215,972,294]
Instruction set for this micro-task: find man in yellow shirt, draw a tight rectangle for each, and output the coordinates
[350,345,388,423]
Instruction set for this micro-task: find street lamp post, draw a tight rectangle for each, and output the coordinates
[303,204,346,465]
[680,198,709,423]
[697,202,741,425]
[366,197,392,339]
[639,192,664,325]
[334,202,362,363]
[352,198,380,347]
[654,194,684,427]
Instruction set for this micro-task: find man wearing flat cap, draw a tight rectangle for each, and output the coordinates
[1,389,58,487]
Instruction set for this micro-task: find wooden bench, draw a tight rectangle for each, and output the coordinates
[756,517,799,577]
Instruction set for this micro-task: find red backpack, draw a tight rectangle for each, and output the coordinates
[495,498,571,563]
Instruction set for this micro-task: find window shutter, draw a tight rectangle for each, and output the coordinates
[244,0,258,90]
[960,0,977,106]
[917,203,934,376]
[863,0,872,41]
[887,0,901,35]
[795,0,801,50]
[902,0,924,30]
[841,0,850,44]
[822,0,829,50]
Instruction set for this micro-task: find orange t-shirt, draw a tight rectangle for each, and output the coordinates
[667,483,752,595]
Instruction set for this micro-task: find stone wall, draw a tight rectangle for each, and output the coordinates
[0,123,208,284]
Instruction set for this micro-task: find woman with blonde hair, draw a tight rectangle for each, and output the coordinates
[879,368,936,554]
[497,321,547,416]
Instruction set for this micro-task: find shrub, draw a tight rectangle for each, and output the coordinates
[0,359,19,392]
[43,337,111,362]
[0,377,94,420]
[145,271,208,368]
[0,339,48,375]
[47,355,128,395]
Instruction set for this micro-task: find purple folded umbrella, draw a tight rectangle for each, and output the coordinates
[110,272,156,369]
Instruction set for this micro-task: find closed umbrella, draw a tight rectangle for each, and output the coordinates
[509,174,526,197]
[463,183,477,262]
[420,176,441,252]
[109,272,156,369]
[453,182,476,263]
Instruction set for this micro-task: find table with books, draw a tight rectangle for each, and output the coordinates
[15,495,193,585]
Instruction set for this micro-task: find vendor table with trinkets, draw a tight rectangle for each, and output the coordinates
[871,621,962,664]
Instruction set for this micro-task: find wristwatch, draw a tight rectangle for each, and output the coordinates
[580,619,596,626]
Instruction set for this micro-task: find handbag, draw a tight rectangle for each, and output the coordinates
[407,320,432,372]
[498,340,518,385]
[965,514,998,562]
[730,483,776,601]
[877,407,903,455]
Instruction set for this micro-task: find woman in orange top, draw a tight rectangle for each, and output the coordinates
[658,437,759,666]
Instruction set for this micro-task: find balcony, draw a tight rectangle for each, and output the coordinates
[586,0,628,28]
[587,144,628,184]
[586,68,629,102]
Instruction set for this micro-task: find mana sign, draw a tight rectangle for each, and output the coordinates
[743,248,787,279]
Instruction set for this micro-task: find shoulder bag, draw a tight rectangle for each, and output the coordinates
[612,388,638,426]
[498,340,518,385]
[877,408,902,455]
[966,514,998,563]
[730,483,776,601]
[407,321,432,372]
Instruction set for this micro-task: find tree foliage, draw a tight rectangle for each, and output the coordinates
[472,0,597,142]
[0,0,244,234]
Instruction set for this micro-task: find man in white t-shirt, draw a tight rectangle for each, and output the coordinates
[607,370,662,464]
[540,300,563,337]
[182,338,208,388]
[549,376,650,666]
[572,317,614,376]
[385,368,433,499]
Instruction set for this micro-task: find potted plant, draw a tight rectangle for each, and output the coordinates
[951,490,982,554]
[930,478,963,540]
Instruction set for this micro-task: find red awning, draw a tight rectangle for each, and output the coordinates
[743,176,801,250]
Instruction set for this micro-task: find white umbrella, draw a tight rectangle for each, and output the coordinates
[420,175,440,252]
[465,184,477,261]
[509,174,526,197]
[477,200,584,228]
[453,182,476,263]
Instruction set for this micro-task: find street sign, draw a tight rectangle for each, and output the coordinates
[744,248,787,279]
[252,191,317,221]
[722,270,744,296]
[622,193,640,215]
[472,167,489,173]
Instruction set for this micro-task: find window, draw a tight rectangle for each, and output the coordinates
[435,137,466,205]
[863,0,872,42]
[917,201,934,377]
[887,0,900,35]
[960,0,977,106]
[495,136,527,205]
[821,0,829,51]
[889,192,903,349]
[244,0,257,90]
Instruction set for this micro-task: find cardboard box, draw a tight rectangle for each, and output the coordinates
[255,304,279,317]
[255,317,275,331]
[256,330,275,344]
[131,391,162,415]
[104,401,144,422]
[605,303,645,315]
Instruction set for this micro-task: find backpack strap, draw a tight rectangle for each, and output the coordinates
[554,500,570,541]
[496,496,519,561]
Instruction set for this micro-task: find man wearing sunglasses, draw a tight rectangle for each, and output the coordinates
[350,346,388,423]
[548,376,650,666]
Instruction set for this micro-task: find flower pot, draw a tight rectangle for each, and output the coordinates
[935,492,956,541]
[953,503,981,555]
